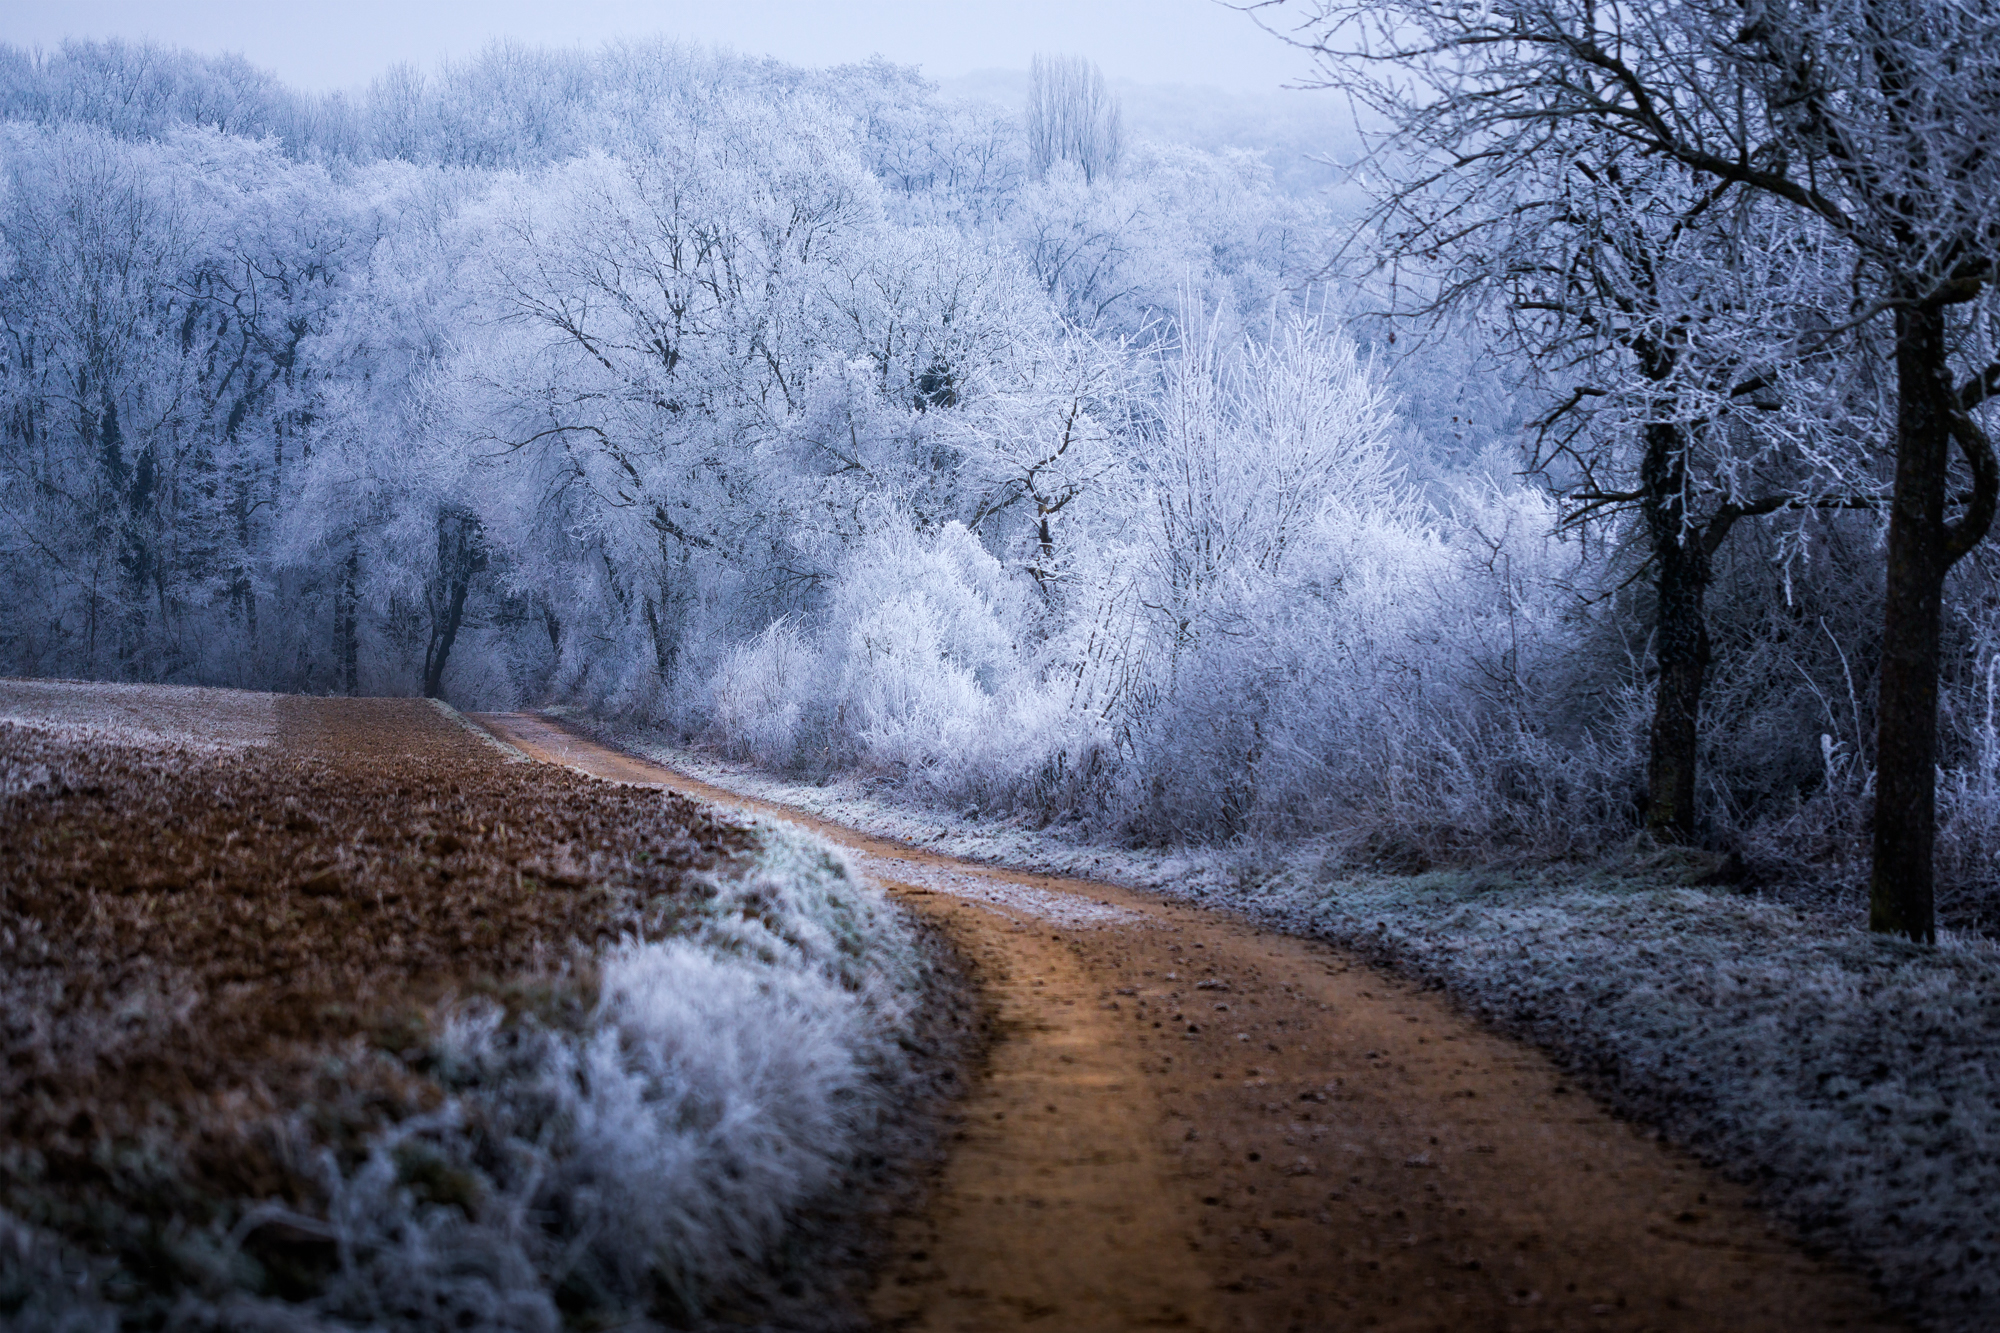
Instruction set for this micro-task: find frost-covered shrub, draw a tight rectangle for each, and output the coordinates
[823,521,1023,702]
[706,518,1095,808]
[708,618,818,768]
[306,939,878,1328]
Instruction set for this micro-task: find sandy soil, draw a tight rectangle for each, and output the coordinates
[475,710,1905,1333]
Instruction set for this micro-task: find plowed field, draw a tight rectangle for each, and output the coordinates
[0,690,768,1317]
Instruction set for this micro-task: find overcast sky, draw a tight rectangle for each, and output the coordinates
[2,1,1320,95]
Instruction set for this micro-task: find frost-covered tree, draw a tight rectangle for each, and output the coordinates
[6,34,1695,873]
[1259,0,2000,938]
[1027,54,1123,184]
[1328,102,1879,841]
[956,318,1133,586]
[0,125,350,683]
[1111,305,1412,836]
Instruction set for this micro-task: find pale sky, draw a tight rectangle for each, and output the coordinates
[1,1,1319,95]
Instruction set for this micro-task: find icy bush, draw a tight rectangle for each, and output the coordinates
[302,940,880,1328]
[707,518,1095,808]
[709,618,817,768]
[820,520,1025,767]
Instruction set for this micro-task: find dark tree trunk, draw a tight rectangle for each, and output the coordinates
[642,531,695,691]
[1647,576,1710,839]
[423,512,486,701]
[423,575,471,700]
[1640,419,1711,840]
[1868,300,2000,940]
[1871,304,1958,941]
[233,575,258,641]
[642,594,678,687]
[335,551,359,695]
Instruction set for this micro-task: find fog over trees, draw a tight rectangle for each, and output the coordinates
[6,24,2000,934]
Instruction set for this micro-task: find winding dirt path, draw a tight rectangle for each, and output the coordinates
[471,712,1899,1333]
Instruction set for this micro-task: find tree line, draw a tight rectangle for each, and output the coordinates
[6,30,2000,936]
[1240,0,2000,938]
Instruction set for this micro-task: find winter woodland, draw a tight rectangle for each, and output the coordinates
[6,22,2000,929]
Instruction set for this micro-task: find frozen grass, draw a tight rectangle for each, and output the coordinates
[569,716,1214,890]
[0,678,276,752]
[5,813,928,1332]
[3,831,926,1329]
[602,726,2000,1332]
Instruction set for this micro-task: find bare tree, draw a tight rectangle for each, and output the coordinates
[1360,110,1874,841]
[1253,0,2000,938]
[1027,54,1124,184]
[1535,175,1873,842]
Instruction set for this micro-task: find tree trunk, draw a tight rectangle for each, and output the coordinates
[642,594,678,687]
[1647,573,1709,840]
[1641,420,1710,841]
[335,551,359,695]
[1872,304,1955,942]
[423,512,486,701]
[422,573,471,700]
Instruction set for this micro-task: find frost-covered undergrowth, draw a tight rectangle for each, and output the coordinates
[7,817,927,1333]
[599,729,2000,1332]
[573,718,1212,888]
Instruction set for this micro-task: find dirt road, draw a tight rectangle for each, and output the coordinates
[472,711,1898,1333]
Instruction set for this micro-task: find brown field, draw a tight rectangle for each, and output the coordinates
[0,692,757,1313]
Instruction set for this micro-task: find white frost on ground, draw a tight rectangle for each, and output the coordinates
[847,851,1149,928]
[604,730,2000,1332]
[0,678,276,753]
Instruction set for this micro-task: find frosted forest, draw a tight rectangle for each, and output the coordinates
[7,16,2000,937]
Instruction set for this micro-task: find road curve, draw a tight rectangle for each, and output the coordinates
[470,711,1899,1333]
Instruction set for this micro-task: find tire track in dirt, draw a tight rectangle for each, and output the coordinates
[471,711,1901,1333]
